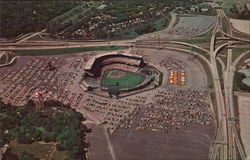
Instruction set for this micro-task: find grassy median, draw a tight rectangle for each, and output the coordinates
[13,45,128,56]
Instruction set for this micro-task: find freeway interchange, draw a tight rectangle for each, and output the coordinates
[134,3,250,159]
[0,2,250,160]
[208,2,249,160]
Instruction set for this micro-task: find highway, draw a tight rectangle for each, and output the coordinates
[209,2,249,160]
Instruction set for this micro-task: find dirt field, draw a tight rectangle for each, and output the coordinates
[230,18,250,34]
[237,95,250,159]
[86,124,214,160]
[112,124,214,160]
[86,124,113,160]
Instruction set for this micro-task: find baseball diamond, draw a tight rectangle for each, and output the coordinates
[101,69,145,89]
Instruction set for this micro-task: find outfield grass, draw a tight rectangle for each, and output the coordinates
[14,46,128,56]
[101,70,145,89]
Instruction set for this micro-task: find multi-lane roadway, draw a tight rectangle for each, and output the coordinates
[209,2,249,160]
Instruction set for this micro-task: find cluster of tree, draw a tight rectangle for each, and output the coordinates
[230,4,250,20]
[0,0,78,38]
[134,23,156,35]
[235,72,250,92]
[0,100,90,160]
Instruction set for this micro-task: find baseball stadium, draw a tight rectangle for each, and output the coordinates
[82,51,161,97]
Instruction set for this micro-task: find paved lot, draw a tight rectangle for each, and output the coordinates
[159,15,215,39]
[135,48,208,88]
[0,48,215,160]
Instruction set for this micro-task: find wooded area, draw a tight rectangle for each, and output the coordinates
[0,100,90,160]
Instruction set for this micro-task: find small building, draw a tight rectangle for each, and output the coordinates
[201,8,209,12]
[0,144,9,160]
[247,2,250,10]
[190,7,196,12]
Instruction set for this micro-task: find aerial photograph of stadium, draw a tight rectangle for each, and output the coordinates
[0,0,250,160]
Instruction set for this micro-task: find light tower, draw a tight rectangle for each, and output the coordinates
[34,91,44,111]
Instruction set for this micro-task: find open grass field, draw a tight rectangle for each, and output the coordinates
[13,45,127,56]
[232,47,250,61]
[215,1,224,6]
[222,1,241,8]
[9,140,69,160]
[101,70,145,89]
[222,1,244,18]
[230,18,250,34]
[50,5,94,25]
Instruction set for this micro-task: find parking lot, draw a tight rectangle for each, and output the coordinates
[0,49,215,160]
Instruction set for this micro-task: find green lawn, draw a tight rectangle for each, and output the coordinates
[215,1,224,6]
[179,38,210,44]
[14,46,128,56]
[101,70,145,89]
[50,5,95,25]
[195,26,214,38]
[232,47,250,61]
[223,1,240,8]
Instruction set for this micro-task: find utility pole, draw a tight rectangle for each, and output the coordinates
[158,34,160,47]
[35,91,44,111]
[107,31,110,46]
[126,78,128,92]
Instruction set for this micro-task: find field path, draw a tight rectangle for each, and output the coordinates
[104,126,117,160]
[49,147,57,160]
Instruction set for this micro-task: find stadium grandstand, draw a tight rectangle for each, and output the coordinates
[84,51,147,78]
